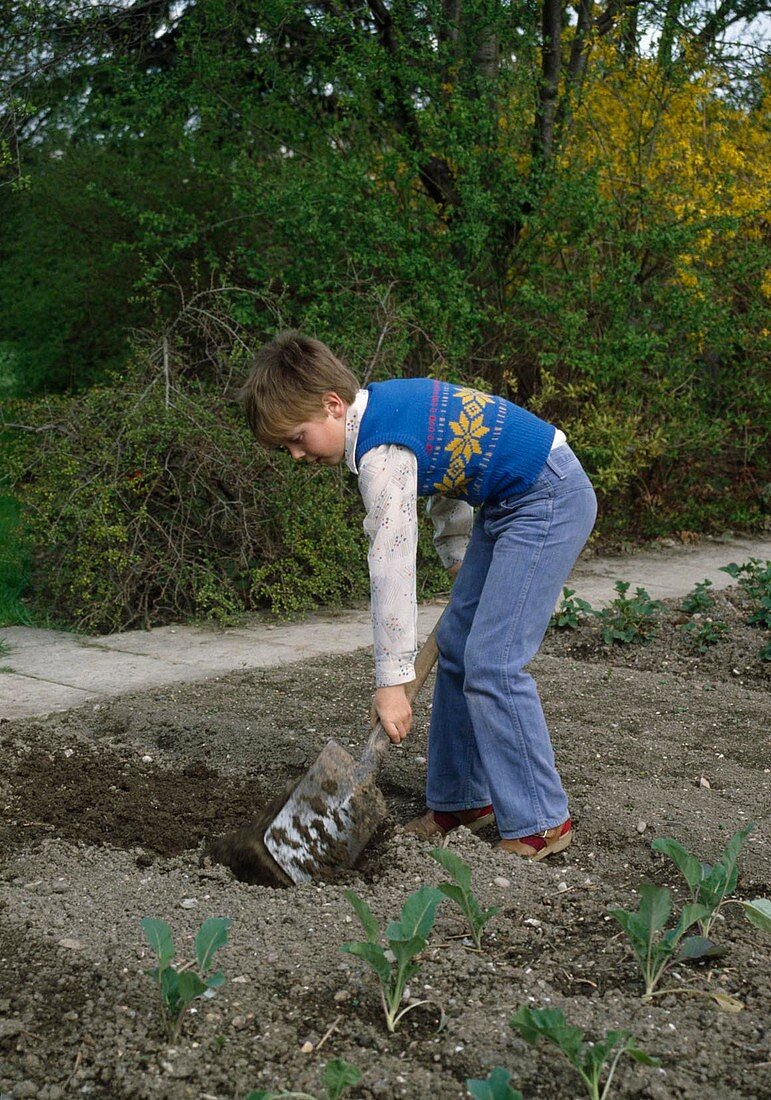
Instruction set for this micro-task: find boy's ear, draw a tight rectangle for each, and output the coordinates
[322,391,346,418]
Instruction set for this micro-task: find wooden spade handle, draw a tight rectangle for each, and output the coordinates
[359,609,444,772]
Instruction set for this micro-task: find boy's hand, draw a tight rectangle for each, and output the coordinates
[373,685,412,744]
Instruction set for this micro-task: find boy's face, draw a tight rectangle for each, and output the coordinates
[282,392,347,466]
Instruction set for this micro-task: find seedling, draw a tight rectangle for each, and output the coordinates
[679,617,729,652]
[510,1006,659,1100]
[141,916,231,1040]
[551,586,595,629]
[721,559,771,628]
[652,824,770,937]
[466,1066,523,1099]
[680,578,715,613]
[246,1059,362,1100]
[596,582,662,645]
[340,885,443,1032]
[608,883,711,998]
[429,847,500,949]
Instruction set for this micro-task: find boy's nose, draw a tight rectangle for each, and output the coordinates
[287,443,305,460]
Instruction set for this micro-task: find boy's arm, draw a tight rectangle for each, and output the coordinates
[358,445,419,689]
[425,495,473,571]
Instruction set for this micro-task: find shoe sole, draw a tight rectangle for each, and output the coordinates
[404,811,496,840]
[531,829,573,861]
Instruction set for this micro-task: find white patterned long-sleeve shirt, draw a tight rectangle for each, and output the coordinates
[345,389,473,687]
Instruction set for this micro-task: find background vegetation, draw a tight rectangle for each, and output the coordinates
[1,1,769,630]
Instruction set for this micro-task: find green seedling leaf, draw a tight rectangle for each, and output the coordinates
[340,940,392,987]
[141,917,175,968]
[511,1006,583,1063]
[323,1058,362,1099]
[205,970,226,992]
[466,1066,523,1099]
[175,970,208,1005]
[195,916,231,972]
[429,848,501,949]
[654,825,755,936]
[342,886,442,1032]
[740,898,771,934]
[386,885,444,942]
[142,915,231,1040]
[430,847,472,891]
[511,1005,659,1099]
[678,935,727,960]
[651,838,703,892]
[343,889,381,944]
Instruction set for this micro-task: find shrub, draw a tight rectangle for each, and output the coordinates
[2,374,372,630]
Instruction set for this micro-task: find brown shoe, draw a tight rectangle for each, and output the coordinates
[403,805,495,840]
[498,818,572,861]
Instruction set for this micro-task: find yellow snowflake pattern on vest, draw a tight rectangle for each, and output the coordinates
[433,387,494,494]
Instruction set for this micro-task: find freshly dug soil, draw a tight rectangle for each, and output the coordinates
[0,589,769,1100]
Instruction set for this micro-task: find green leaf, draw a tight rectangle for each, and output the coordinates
[205,970,227,992]
[651,837,704,892]
[740,898,771,934]
[195,917,231,973]
[638,883,673,936]
[510,1006,583,1066]
[387,886,443,942]
[388,936,426,971]
[323,1057,362,1099]
[175,969,208,1007]
[673,901,713,940]
[704,823,754,901]
[160,966,181,1014]
[466,1066,523,1099]
[626,1046,662,1067]
[344,889,381,944]
[437,882,468,909]
[678,935,727,959]
[429,847,472,891]
[340,941,392,987]
[141,917,175,968]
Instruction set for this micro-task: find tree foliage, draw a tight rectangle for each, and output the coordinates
[1,1,769,624]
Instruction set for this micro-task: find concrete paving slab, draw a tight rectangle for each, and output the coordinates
[0,674,99,720]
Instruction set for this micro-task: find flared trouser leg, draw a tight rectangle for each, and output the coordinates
[426,445,597,838]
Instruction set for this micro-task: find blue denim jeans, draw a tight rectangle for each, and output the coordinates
[426,444,597,839]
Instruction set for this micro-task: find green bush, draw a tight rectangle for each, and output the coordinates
[2,368,449,632]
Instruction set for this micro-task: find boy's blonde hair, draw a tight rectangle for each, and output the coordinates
[239,332,360,446]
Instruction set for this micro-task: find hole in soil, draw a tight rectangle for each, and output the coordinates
[3,733,292,864]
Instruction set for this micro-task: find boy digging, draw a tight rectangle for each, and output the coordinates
[240,333,596,860]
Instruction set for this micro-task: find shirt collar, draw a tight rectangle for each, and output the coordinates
[345,389,369,475]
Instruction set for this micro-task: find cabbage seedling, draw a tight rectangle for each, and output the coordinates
[651,823,765,937]
[608,884,712,998]
[510,1006,659,1100]
[466,1066,524,1099]
[141,916,231,1040]
[246,1058,362,1099]
[340,885,443,1032]
[429,847,500,949]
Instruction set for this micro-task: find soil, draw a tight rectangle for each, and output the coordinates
[1,587,769,1100]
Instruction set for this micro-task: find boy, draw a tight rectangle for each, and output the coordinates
[240,332,597,860]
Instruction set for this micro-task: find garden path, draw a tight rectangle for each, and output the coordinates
[2,533,770,720]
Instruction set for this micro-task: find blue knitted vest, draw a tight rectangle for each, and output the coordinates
[355,379,555,505]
